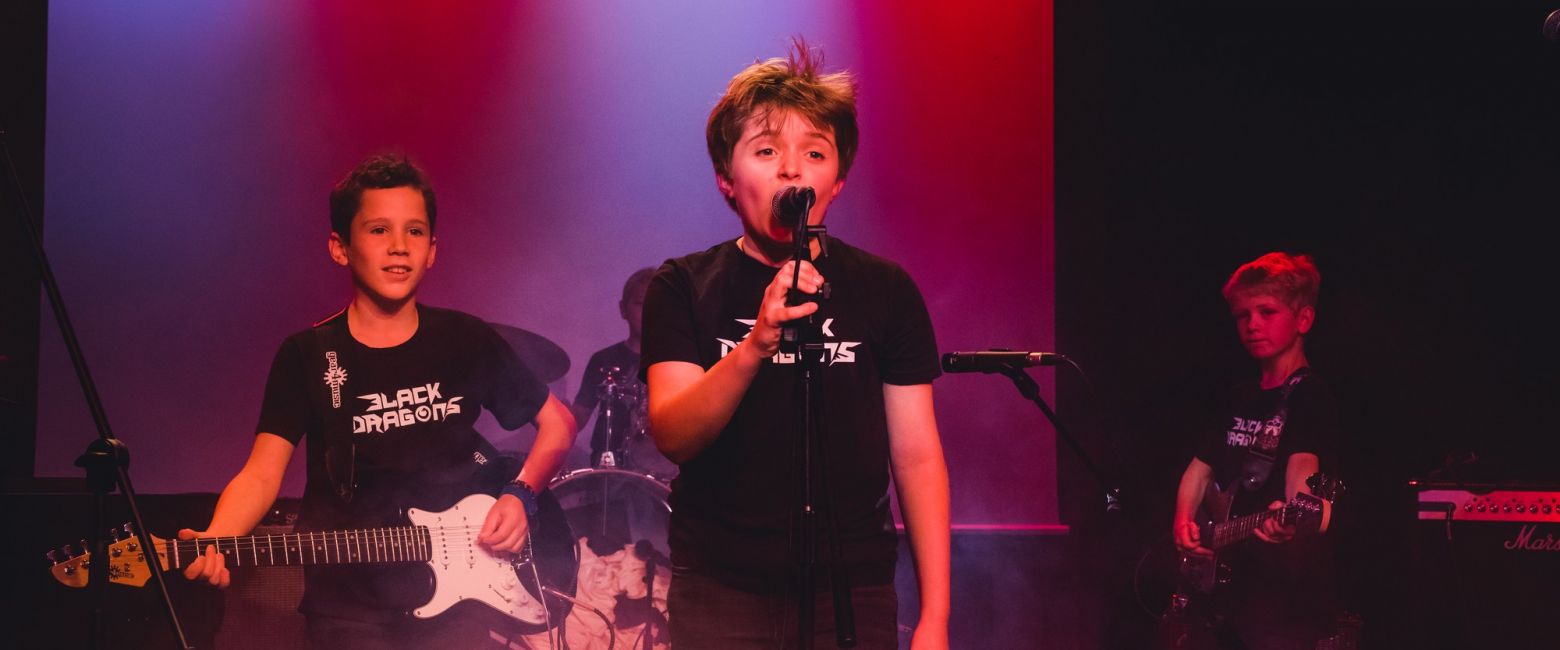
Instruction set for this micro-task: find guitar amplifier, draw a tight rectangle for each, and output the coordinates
[214,500,307,650]
[1410,481,1560,648]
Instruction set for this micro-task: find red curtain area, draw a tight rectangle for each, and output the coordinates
[303,0,532,168]
[853,1,1059,524]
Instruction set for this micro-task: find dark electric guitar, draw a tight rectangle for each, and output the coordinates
[45,493,578,633]
[1169,473,1344,615]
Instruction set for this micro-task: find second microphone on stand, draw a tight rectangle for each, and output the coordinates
[941,350,1065,373]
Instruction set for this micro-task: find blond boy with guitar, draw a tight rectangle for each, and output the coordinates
[1169,252,1341,650]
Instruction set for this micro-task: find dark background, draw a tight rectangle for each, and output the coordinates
[1055,2,1560,648]
[1,0,46,491]
[7,1,1560,648]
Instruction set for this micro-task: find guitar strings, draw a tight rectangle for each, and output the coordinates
[169,525,527,561]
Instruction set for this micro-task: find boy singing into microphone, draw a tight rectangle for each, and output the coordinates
[641,40,951,649]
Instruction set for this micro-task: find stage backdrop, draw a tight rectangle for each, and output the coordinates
[35,0,1056,527]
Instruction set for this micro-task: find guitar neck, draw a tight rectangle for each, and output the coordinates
[165,526,433,570]
[1209,509,1278,550]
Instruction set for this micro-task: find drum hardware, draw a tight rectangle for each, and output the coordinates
[592,366,677,482]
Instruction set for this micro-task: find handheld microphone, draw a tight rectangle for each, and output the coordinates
[772,186,816,227]
[941,350,1064,373]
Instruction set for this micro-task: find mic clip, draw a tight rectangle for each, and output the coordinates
[786,223,830,307]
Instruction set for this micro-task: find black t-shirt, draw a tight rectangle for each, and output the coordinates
[640,237,941,590]
[570,341,643,458]
[1193,371,1339,515]
[1190,370,1340,635]
[256,305,548,622]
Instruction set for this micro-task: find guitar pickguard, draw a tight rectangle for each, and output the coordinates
[409,493,548,625]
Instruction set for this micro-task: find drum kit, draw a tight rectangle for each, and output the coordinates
[491,323,676,649]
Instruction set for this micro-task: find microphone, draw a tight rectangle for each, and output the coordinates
[941,350,1064,373]
[772,185,816,227]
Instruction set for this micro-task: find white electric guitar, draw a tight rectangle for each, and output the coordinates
[46,493,578,631]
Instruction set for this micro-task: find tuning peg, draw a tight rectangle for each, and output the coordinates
[46,548,67,564]
[121,524,141,551]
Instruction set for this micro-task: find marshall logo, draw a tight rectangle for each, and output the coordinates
[323,351,347,409]
[1503,524,1560,552]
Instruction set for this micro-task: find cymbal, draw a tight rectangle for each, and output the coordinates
[486,322,570,384]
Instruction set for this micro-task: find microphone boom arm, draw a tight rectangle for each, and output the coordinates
[995,363,1122,514]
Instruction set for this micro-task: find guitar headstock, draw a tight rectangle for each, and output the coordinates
[1280,493,1325,529]
[1306,473,1346,503]
[45,523,167,589]
[1281,473,1344,534]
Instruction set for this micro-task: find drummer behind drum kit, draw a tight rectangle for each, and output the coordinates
[492,323,676,649]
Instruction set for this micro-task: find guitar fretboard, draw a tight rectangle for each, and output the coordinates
[167,526,433,569]
[1210,509,1279,549]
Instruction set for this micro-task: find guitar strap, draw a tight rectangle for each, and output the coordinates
[302,320,358,504]
[1236,367,1308,493]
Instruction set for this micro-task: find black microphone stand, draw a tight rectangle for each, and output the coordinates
[1,127,195,649]
[994,363,1121,513]
[779,199,855,649]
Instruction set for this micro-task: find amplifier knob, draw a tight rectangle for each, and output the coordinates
[1477,505,1487,512]
[1516,505,1526,514]
[1503,505,1512,513]
[1545,506,1553,514]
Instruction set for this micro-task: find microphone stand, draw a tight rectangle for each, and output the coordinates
[779,202,855,649]
[1,127,195,649]
[994,363,1122,514]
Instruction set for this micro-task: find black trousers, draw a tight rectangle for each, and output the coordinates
[305,606,507,650]
[668,567,900,650]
